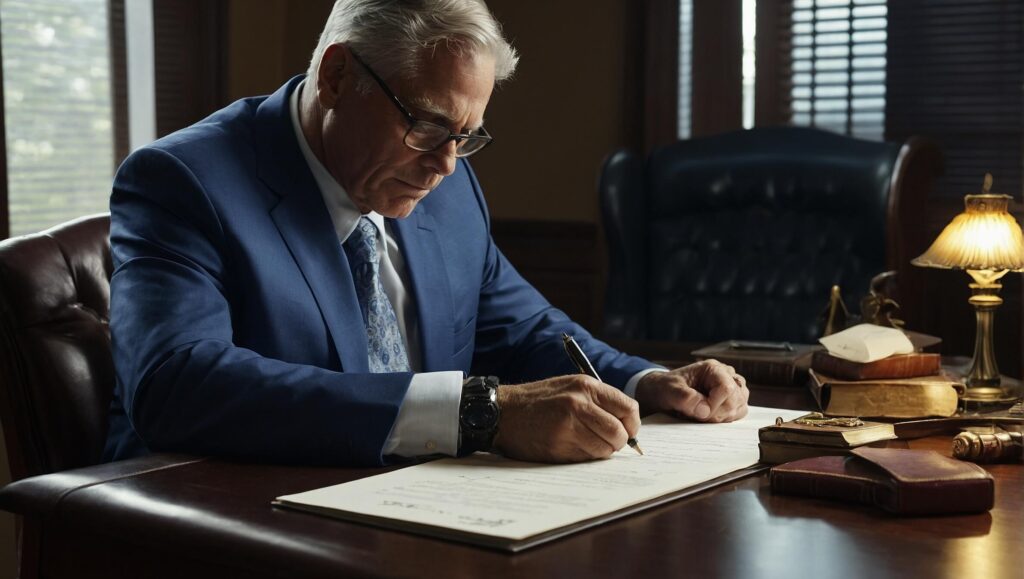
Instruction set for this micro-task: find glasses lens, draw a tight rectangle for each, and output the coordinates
[405,122,449,152]
[455,136,491,158]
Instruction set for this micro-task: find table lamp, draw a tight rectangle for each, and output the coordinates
[911,175,1024,405]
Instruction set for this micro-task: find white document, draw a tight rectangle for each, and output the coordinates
[275,406,806,549]
[818,323,914,363]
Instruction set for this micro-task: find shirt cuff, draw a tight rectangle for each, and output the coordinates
[623,367,668,399]
[383,371,463,458]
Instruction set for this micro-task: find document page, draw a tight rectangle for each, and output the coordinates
[275,406,806,546]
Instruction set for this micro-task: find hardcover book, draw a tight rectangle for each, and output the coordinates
[810,351,941,381]
[808,370,962,418]
[691,341,820,387]
[769,447,994,515]
[759,413,897,447]
[757,440,893,465]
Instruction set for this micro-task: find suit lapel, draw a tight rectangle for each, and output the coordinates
[256,76,369,372]
[390,208,454,372]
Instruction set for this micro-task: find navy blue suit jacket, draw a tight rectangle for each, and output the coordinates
[103,76,654,466]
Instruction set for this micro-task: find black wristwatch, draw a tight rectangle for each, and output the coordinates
[458,375,500,455]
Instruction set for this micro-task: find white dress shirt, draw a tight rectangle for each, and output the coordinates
[289,80,659,458]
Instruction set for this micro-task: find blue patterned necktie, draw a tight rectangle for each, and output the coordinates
[343,217,411,373]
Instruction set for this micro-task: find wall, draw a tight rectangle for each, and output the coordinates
[470,0,630,223]
[225,0,335,101]
[225,0,630,224]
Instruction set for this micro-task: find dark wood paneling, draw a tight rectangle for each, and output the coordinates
[153,0,228,137]
[108,0,129,167]
[622,0,680,153]
[0,29,8,239]
[754,0,788,127]
[691,0,743,136]
[490,219,604,334]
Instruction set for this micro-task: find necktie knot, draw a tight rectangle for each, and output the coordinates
[345,217,380,274]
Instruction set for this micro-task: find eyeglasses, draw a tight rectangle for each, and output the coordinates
[349,51,493,158]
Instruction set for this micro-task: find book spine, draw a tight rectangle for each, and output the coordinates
[727,359,801,388]
[877,479,995,515]
[769,467,877,506]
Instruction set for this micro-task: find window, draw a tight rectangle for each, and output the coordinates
[786,0,887,140]
[1,0,118,237]
[677,0,693,139]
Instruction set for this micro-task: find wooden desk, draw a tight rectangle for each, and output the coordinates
[1,389,1020,579]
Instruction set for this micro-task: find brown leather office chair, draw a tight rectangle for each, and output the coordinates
[0,214,114,482]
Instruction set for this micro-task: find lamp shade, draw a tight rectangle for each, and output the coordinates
[912,194,1024,271]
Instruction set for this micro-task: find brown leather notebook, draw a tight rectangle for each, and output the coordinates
[769,447,994,515]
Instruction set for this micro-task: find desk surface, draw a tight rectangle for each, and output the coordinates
[3,388,1021,579]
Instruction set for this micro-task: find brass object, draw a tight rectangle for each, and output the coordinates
[911,174,1024,406]
[793,412,864,428]
[821,285,851,337]
[860,271,904,328]
[952,428,1023,463]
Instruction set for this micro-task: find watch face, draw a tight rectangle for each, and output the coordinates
[464,400,499,431]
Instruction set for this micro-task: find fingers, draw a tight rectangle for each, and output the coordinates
[493,375,641,463]
[699,361,748,422]
[639,360,749,423]
[588,380,641,438]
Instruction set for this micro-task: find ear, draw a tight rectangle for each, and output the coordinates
[316,43,355,109]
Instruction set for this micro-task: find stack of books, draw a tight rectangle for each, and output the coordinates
[758,413,897,464]
[808,351,962,419]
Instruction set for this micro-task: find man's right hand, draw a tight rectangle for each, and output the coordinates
[491,375,641,463]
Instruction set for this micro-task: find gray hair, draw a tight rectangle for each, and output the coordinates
[306,0,519,92]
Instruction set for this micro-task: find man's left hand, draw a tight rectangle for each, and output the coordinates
[634,360,749,423]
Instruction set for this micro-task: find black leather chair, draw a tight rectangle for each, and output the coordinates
[0,214,113,483]
[600,126,939,344]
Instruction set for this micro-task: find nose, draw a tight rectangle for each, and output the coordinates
[423,139,458,177]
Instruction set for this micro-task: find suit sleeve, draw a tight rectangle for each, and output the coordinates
[461,162,655,388]
[110,147,409,466]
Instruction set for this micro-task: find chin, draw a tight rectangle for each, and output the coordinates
[378,197,422,219]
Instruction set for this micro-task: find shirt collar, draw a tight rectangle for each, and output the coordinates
[289,79,386,243]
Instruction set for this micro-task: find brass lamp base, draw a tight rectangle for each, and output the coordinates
[959,272,1021,411]
[960,381,1022,412]
[961,386,1018,405]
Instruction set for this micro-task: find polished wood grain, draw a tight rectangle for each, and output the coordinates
[4,388,1020,579]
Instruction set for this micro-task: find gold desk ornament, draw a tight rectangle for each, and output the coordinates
[860,271,904,329]
[793,412,865,428]
[952,427,1023,463]
[821,285,851,337]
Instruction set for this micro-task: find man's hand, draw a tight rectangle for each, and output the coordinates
[492,375,640,463]
[634,360,749,423]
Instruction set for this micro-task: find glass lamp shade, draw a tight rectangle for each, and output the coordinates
[911,194,1024,271]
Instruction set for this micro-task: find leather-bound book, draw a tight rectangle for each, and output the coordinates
[758,413,897,464]
[691,341,819,387]
[811,351,941,381]
[770,447,994,515]
[759,414,896,447]
[809,369,961,419]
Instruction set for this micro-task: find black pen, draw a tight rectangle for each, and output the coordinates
[561,333,644,456]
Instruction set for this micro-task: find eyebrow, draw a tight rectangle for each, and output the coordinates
[408,95,485,132]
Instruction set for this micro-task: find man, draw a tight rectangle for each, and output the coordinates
[104,0,748,467]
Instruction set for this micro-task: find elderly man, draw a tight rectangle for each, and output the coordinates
[103,0,747,467]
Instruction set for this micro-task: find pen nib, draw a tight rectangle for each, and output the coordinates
[628,439,644,456]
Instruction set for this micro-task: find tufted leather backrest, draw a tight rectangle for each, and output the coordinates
[0,214,113,481]
[601,127,918,344]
